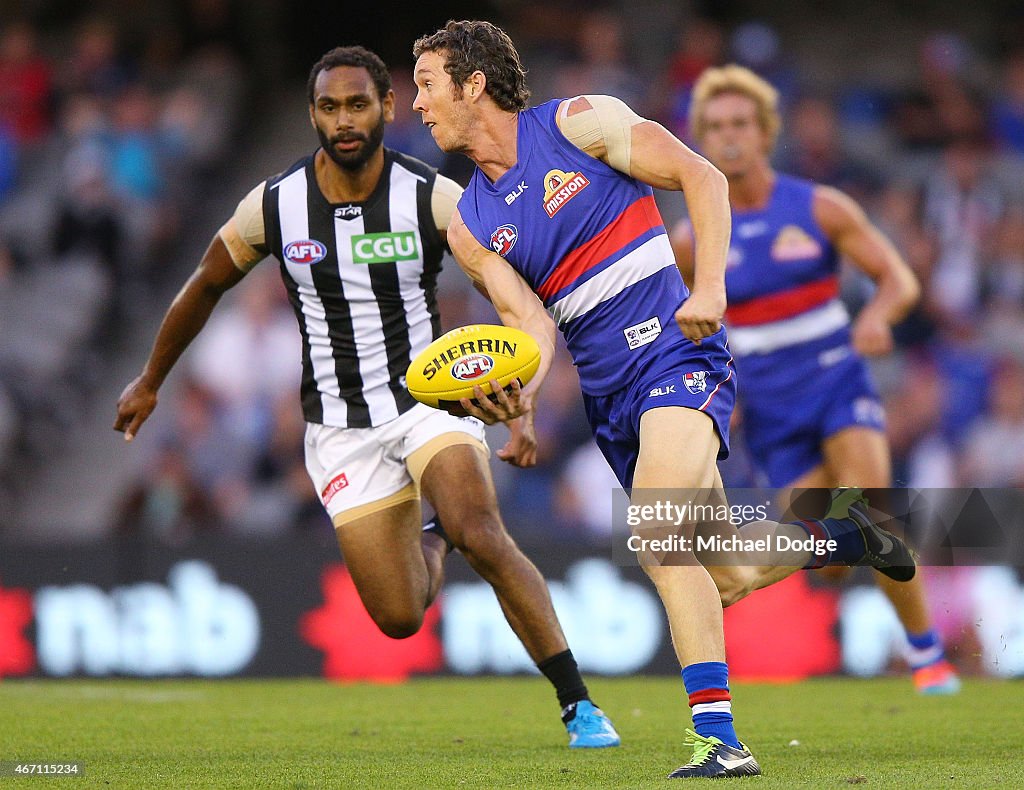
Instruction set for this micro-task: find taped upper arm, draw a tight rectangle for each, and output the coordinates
[431,174,463,233]
[557,94,645,173]
[218,182,268,272]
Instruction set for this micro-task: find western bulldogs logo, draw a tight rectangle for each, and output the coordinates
[490,224,518,257]
[683,371,708,394]
[284,239,327,265]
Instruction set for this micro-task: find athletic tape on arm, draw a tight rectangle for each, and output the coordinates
[431,173,464,232]
[559,94,644,174]
[218,182,267,272]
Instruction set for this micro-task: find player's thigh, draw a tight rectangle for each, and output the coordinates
[822,426,892,487]
[333,493,428,617]
[415,441,505,547]
[634,406,720,490]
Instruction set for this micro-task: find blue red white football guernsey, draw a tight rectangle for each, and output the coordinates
[458,99,735,487]
[724,174,884,486]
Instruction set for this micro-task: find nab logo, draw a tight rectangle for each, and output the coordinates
[451,354,494,381]
[285,239,327,265]
[490,224,518,257]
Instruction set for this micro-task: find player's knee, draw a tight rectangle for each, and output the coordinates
[709,567,752,608]
[368,606,424,639]
[453,515,514,568]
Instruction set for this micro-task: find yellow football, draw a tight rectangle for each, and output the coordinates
[406,324,541,412]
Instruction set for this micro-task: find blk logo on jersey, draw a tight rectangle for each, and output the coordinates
[285,239,328,265]
[683,371,708,394]
[624,316,662,350]
[542,168,590,218]
[450,354,494,381]
[490,224,518,257]
[504,181,528,205]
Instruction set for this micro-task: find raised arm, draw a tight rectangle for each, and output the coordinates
[113,185,267,440]
[556,94,730,342]
[813,185,920,356]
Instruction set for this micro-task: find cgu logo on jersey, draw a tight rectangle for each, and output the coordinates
[451,354,495,381]
[351,231,420,264]
[490,224,518,257]
[285,239,328,265]
[542,168,590,218]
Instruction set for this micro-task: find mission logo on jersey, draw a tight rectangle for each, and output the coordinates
[770,225,823,262]
[542,168,590,218]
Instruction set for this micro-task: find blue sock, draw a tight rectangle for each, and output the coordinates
[682,661,740,748]
[793,518,866,568]
[906,628,945,669]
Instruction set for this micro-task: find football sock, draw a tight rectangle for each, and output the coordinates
[793,518,866,569]
[682,661,740,748]
[537,649,590,721]
[422,515,454,554]
[906,628,945,669]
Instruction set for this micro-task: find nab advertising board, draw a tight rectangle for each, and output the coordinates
[1,534,1022,681]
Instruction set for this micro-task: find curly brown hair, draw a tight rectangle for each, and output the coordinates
[413,20,529,112]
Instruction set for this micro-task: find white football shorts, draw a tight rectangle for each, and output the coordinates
[304,403,488,524]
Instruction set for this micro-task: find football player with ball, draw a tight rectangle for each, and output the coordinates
[114,44,619,749]
[414,20,918,778]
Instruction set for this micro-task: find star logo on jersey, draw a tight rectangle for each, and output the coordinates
[490,224,518,257]
[542,168,590,218]
[770,225,823,261]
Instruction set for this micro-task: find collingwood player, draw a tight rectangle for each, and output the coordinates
[114,45,619,748]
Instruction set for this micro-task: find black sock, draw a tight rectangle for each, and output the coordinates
[422,515,454,554]
[537,649,589,721]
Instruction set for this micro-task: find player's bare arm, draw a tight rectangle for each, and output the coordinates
[446,209,556,466]
[669,220,696,289]
[556,94,730,343]
[813,185,921,357]
[113,217,260,441]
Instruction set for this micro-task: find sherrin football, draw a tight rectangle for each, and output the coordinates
[406,324,541,412]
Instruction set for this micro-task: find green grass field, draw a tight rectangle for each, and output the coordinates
[1,677,1021,788]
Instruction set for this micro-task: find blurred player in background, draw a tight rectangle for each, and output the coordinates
[674,64,960,695]
[114,45,620,748]
[413,20,918,779]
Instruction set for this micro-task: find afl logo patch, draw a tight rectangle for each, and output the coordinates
[490,224,518,257]
[451,354,494,381]
[284,239,327,265]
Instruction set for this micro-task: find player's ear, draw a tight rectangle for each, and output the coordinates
[382,88,396,123]
[466,70,487,103]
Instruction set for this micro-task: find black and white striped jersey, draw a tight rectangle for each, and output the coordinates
[261,149,446,428]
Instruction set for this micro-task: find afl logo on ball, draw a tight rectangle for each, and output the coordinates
[490,224,518,257]
[284,239,327,265]
[451,354,495,381]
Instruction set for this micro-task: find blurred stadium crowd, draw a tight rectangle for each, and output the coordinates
[2,3,1024,543]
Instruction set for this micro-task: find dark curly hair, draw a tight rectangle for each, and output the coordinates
[413,20,529,112]
[307,46,391,105]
